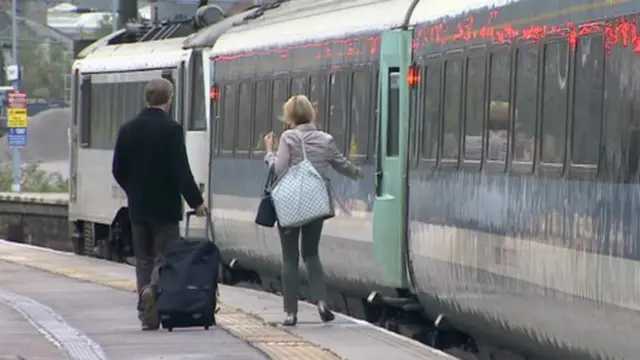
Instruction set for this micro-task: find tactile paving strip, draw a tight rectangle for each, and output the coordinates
[0,289,108,360]
[0,251,343,360]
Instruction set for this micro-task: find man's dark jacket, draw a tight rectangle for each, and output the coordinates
[112,107,203,224]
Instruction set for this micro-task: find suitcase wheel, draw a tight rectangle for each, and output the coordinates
[168,328,173,332]
[204,326,209,330]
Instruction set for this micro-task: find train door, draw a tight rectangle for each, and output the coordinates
[372,30,412,288]
[69,69,80,204]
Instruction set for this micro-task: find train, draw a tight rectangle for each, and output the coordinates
[69,1,640,359]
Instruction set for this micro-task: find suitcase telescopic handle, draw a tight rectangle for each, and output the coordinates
[185,210,215,243]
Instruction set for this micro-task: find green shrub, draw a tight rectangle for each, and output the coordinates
[0,162,68,193]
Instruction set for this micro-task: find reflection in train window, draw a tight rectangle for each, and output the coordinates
[309,74,327,130]
[329,72,348,152]
[271,79,288,135]
[291,77,307,96]
[237,83,253,153]
[572,36,604,166]
[422,63,441,159]
[464,55,485,161]
[221,84,237,152]
[488,50,511,162]
[442,59,462,161]
[253,80,270,153]
[541,41,569,164]
[514,44,538,167]
[350,71,371,157]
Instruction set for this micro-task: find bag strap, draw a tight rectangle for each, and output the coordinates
[264,165,276,192]
[294,129,308,160]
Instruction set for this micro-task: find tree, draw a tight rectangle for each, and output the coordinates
[94,14,114,38]
[20,39,72,101]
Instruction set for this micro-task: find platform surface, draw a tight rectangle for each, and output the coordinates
[0,239,458,360]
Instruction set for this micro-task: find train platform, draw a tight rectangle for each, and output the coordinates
[0,239,458,360]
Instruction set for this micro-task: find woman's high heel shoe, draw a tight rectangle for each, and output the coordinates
[282,313,297,326]
[317,302,335,323]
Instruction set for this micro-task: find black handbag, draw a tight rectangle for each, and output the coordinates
[255,166,278,227]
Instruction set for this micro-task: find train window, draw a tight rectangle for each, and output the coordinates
[236,82,253,153]
[291,77,307,96]
[253,80,270,154]
[271,78,288,135]
[89,79,147,150]
[464,55,485,161]
[350,71,371,158]
[422,62,441,159]
[487,50,511,163]
[80,76,91,147]
[541,41,570,164]
[189,52,207,131]
[513,44,538,168]
[442,58,462,161]
[329,72,348,152]
[221,84,237,152]
[309,74,327,130]
[572,36,604,166]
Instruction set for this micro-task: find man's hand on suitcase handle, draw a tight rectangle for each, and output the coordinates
[189,204,209,217]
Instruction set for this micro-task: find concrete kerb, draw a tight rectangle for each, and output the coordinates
[0,250,342,360]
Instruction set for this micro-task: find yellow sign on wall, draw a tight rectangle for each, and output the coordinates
[7,108,27,128]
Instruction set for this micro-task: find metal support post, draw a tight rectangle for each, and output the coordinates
[10,0,20,193]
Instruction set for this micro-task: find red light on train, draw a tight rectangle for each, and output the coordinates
[407,65,421,87]
[210,86,219,100]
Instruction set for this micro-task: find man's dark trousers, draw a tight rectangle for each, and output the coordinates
[132,221,180,316]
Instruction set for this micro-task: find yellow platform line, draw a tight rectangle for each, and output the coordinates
[0,253,342,360]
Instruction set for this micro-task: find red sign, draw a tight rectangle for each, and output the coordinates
[7,90,27,109]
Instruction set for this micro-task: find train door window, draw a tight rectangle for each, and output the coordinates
[464,53,486,161]
[442,58,463,162]
[541,41,570,164]
[309,73,327,130]
[422,62,441,160]
[572,36,604,166]
[253,80,270,154]
[221,83,237,153]
[189,52,207,131]
[236,82,253,154]
[80,76,91,147]
[513,43,538,170]
[291,77,307,96]
[329,71,349,152]
[487,49,511,163]
[350,70,371,159]
[271,78,288,135]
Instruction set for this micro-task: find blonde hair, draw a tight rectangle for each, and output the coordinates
[283,94,315,126]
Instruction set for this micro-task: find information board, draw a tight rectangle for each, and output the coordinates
[7,90,27,148]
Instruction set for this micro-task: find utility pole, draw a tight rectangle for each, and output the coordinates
[10,0,20,193]
[149,0,158,23]
[112,0,118,30]
[117,0,138,29]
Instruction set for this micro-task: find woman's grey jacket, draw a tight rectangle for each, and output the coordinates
[264,123,360,180]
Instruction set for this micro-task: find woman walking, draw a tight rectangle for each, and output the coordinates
[263,95,364,326]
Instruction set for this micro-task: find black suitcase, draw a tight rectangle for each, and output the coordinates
[156,211,219,332]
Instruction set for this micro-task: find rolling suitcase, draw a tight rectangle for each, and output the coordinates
[156,211,219,332]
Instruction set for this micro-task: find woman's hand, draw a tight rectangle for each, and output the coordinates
[264,132,276,153]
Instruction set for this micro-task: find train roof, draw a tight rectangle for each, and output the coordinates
[209,0,508,58]
[75,37,191,73]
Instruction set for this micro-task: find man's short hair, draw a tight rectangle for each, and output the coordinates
[144,78,173,106]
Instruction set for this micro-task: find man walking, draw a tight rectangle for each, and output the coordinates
[112,78,207,330]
